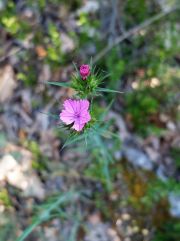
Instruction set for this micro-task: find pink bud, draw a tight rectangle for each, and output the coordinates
[79,64,90,80]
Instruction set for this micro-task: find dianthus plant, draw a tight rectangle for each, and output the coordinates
[48,62,122,142]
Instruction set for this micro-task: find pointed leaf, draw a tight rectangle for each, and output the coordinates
[97,87,123,93]
[47,81,71,87]
[73,62,79,74]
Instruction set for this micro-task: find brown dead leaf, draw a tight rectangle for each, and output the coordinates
[0,65,17,103]
[18,129,27,141]
[36,45,47,58]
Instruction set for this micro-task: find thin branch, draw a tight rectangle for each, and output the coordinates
[93,5,180,63]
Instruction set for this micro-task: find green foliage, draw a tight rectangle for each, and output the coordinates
[123,0,157,27]
[0,189,12,207]
[48,63,121,99]
[0,212,16,241]
[84,134,113,190]
[153,221,180,241]
[23,141,48,171]
[81,124,120,190]
[124,62,179,136]
[102,1,180,91]
[16,190,78,241]
[0,0,75,88]
[47,81,71,88]
[71,62,107,98]
[106,50,125,89]
[1,15,20,35]
[77,11,100,47]
[0,1,32,39]
[125,88,160,136]
[0,1,19,35]
[17,62,38,87]
[46,22,63,65]
[170,148,180,168]
[142,178,180,209]
[59,101,120,190]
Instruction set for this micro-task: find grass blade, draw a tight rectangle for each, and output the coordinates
[97,87,123,94]
[16,191,76,241]
[47,81,71,87]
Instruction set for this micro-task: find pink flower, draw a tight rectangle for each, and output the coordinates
[80,64,90,80]
[60,99,91,131]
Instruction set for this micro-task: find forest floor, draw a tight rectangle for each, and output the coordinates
[0,1,180,241]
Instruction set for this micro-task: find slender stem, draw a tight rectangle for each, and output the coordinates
[90,96,94,112]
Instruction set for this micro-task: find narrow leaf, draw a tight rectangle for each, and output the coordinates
[62,133,85,149]
[47,81,71,87]
[97,87,123,93]
[73,62,79,74]
[16,191,76,241]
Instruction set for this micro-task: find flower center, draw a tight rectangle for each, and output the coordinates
[74,112,80,118]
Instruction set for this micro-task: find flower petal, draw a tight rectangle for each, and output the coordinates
[80,111,91,124]
[60,99,91,131]
[72,119,85,131]
[79,100,90,111]
[74,100,81,113]
[80,65,90,80]
[60,110,74,125]
[63,99,75,113]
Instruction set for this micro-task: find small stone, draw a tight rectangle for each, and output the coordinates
[132,226,139,233]
[168,193,180,218]
[0,154,45,199]
[121,213,131,221]
[123,145,153,170]
[159,113,169,123]
[156,165,168,181]
[114,151,122,160]
[126,226,133,236]
[166,121,176,131]
[142,229,149,236]
[145,147,160,162]
[116,219,123,226]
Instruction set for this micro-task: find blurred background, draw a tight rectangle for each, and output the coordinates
[0,0,180,241]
